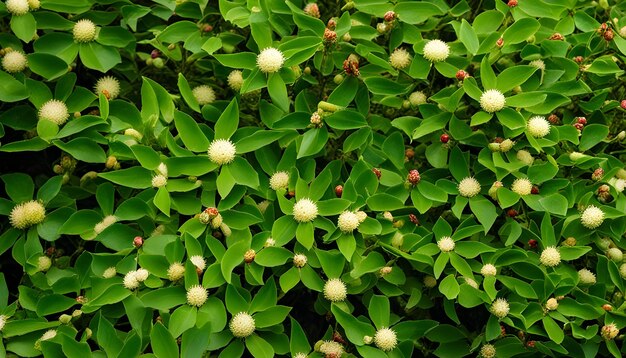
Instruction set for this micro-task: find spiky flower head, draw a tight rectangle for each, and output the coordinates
[481,264,497,276]
[323,278,347,302]
[578,268,596,285]
[27,0,39,10]
[601,323,619,340]
[293,254,307,268]
[516,150,534,166]
[499,139,514,152]
[167,262,185,281]
[437,236,455,252]
[491,298,510,318]
[581,205,604,229]
[73,19,97,43]
[151,174,167,188]
[34,329,57,350]
[102,266,116,278]
[480,89,506,113]
[409,91,427,106]
[293,353,307,358]
[123,271,139,290]
[257,47,285,73]
[37,256,51,272]
[94,215,117,235]
[94,76,120,99]
[458,177,481,197]
[337,211,360,232]
[546,297,559,311]
[319,341,344,357]
[293,198,318,223]
[186,285,208,307]
[540,246,561,267]
[529,59,545,70]
[607,247,623,262]
[6,0,30,15]
[229,312,255,337]
[389,48,411,69]
[227,70,244,91]
[511,178,533,196]
[207,139,236,165]
[423,39,450,62]
[480,344,496,358]
[2,51,28,73]
[134,268,149,282]
[39,99,69,125]
[192,85,216,105]
[10,200,46,230]
[527,116,551,138]
[269,171,289,190]
[189,255,206,271]
[374,327,397,351]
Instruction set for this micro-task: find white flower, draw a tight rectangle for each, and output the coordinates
[210,213,223,229]
[337,211,360,232]
[293,254,307,268]
[620,263,626,278]
[73,19,97,43]
[135,268,149,282]
[293,198,318,223]
[269,171,289,190]
[39,99,69,125]
[529,59,545,70]
[607,247,623,262]
[499,139,514,152]
[189,255,206,271]
[264,237,275,247]
[6,0,30,15]
[546,297,559,311]
[192,85,216,105]
[423,39,450,62]
[389,48,411,69]
[257,47,285,73]
[229,312,255,337]
[481,264,497,276]
[409,91,427,106]
[363,335,373,344]
[511,178,532,196]
[124,128,143,141]
[437,236,455,252]
[323,278,347,302]
[156,162,168,177]
[94,76,120,99]
[458,177,481,197]
[319,340,344,356]
[601,323,619,340]
[578,268,596,285]
[540,246,561,267]
[123,271,139,290]
[151,174,167,188]
[27,0,39,10]
[94,215,117,235]
[10,200,45,229]
[491,298,510,318]
[37,256,51,272]
[186,285,208,307]
[102,266,116,278]
[374,327,397,351]
[527,116,550,138]
[293,353,307,358]
[227,70,244,91]
[207,139,237,165]
[613,178,626,192]
[516,150,534,166]
[464,277,479,289]
[480,344,496,358]
[480,89,506,113]
[2,51,28,73]
[167,262,185,281]
[0,315,6,331]
[581,205,604,229]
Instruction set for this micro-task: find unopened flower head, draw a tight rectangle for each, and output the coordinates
[529,59,546,71]
[0,315,6,331]
[124,128,143,141]
[458,177,481,197]
[167,262,185,281]
[151,174,167,188]
[480,89,506,113]
[546,297,559,310]
[293,198,318,223]
[94,76,120,99]
[620,263,626,279]
[264,237,275,247]
[527,116,551,138]
[319,340,344,356]
[374,327,397,351]
[409,91,427,106]
[423,275,437,288]
[269,171,289,190]
[464,277,479,289]
[337,211,360,232]
[437,236,455,252]
[123,271,139,290]
[607,247,623,262]
[73,19,97,43]
[2,51,28,73]
[227,70,244,91]
[27,0,39,10]
[581,205,604,229]
[540,246,561,267]
[480,344,496,358]
[10,200,46,229]
[293,254,307,268]
[511,178,533,196]
[499,139,514,152]
[578,268,596,285]
[293,353,307,358]
[389,48,411,69]
[192,85,216,105]
[481,263,497,276]
[423,39,450,62]
[94,215,117,235]
[134,268,149,282]
[102,266,116,278]
[229,312,255,337]
[189,255,206,271]
[601,323,619,340]
[186,285,208,307]
[323,278,347,302]
[516,150,534,166]
[39,99,69,125]
[491,297,510,318]
[35,329,57,349]
[6,0,30,15]
[208,139,236,165]
[257,47,285,73]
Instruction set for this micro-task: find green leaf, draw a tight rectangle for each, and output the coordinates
[53,138,106,163]
[502,18,541,45]
[151,323,180,358]
[169,305,197,338]
[394,2,444,24]
[98,167,152,189]
[177,73,200,112]
[221,241,248,283]
[267,73,289,112]
[579,124,609,151]
[331,305,374,345]
[366,193,405,211]
[153,187,170,216]
[368,295,390,329]
[27,53,68,80]
[469,196,497,232]
[297,127,328,159]
[0,71,29,102]
[10,13,37,43]
[459,19,479,55]
[542,316,564,344]
[246,334,274,358]
[496,66,538,93]
[214,98,239,140]
[78,42,121,73]
[439,274,460,300]
[289,317,311,355]
[229,157,259,189]
[174,111,210,152]
[325,110,367,130]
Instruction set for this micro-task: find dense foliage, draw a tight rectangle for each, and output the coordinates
[1,0,626,357]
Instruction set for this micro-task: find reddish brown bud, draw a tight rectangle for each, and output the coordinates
[496,37,504,48]
[493,137,504,144]
[455,70,468,81]
[405,148,415,160]
[202,24,213,32]
[407,169,420,185]
[621,100,626,110]
[507,0,518,7]
[323,28,337,43]
[602,304,613,311]
[573,56,584,64]
[287,191,295,198]
[604,29,614,41]
[547,114,560,124]
[526,341,535,348]
[440,133,450,143]
[383,11,396,22]
[204,207,219,217]
[150,49,160,59]
[549,33,564,41]
[133,236,143,248]
[592,168,604,181]
[46,247,56,257]
[574,123,584,131]
[327,19,336,30]
[531,186,539,194]
[576,117,587,125]
[529,239,538,248]
[409,213,419,225]
[332,331,346,344]
[372,168,382,179]
[243,249,256,263]
[335,185,343,197]
[507,209,518,217]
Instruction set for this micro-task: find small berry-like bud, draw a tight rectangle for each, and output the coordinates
[379,266,392,276]
[604,29,614,41]
[578,268,597,285]
[507,0,517,7]
[243,249,256,263]
[563,237,577,246]
[528,239,538,249]
[546,297,559,311]
[372,168,382,179]
[383,11,396,22]
[423,275,437,288]
[407,169,420,185]
[363,335,373,344]
[601,323,619,340]
[496,37,504,48]
[455,69,468,81]
[607,247,623,262]
[133,236,143,248]
[603,304,613,311]
[37,256,52,272]
[409,213,419,225]
[335,185,343,197]
[507,209,518,217]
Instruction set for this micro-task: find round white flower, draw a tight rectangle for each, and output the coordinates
[540,246,561,267]
[269,171,289,190]
[581,205,604,229]
[356,210,367,223]
[94,76,120,99]
[374,327,397,351]
[94,215,117,235]
[167,262,185,281]
[481,264,497,277]
[516,150,534,166]
[151,174,167,188]
[480,89,506,113]
[614,178,626,192]
[293,254,307,268]
[409,91,427,106]
[123,271,139,290]
[192,85,216,105]
[229,312,255,337]
[458,177,481,197]
[2,51,28,73]
[499,139,514,152]
[227,70,244,91]
[73,19,97,43]
[480,344,496,358]
[546,297,558,311]
[186,285,208,307]
[607,247,623,262]
[491,298,510,318]
[39,99,69,125]
[389,48,411,70]
[319,340,344,356]
[207,139,236,165]
[437,236,455,252]
[10,200,45,229]
[257,47,285,73]
[511,178,533,196]
[293,198,318,223]
[27,0,39,10]
[529,59,545,70]
[6,0,30,15]
[102,266,116,278]
[423,39,450,62]
[134,268,149,282]
[323,278,347,302]
[189,255,206,271]
[337,211,360,232]
[602,323,619,340]
[527,116,551,138]
[578,268,596,285]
